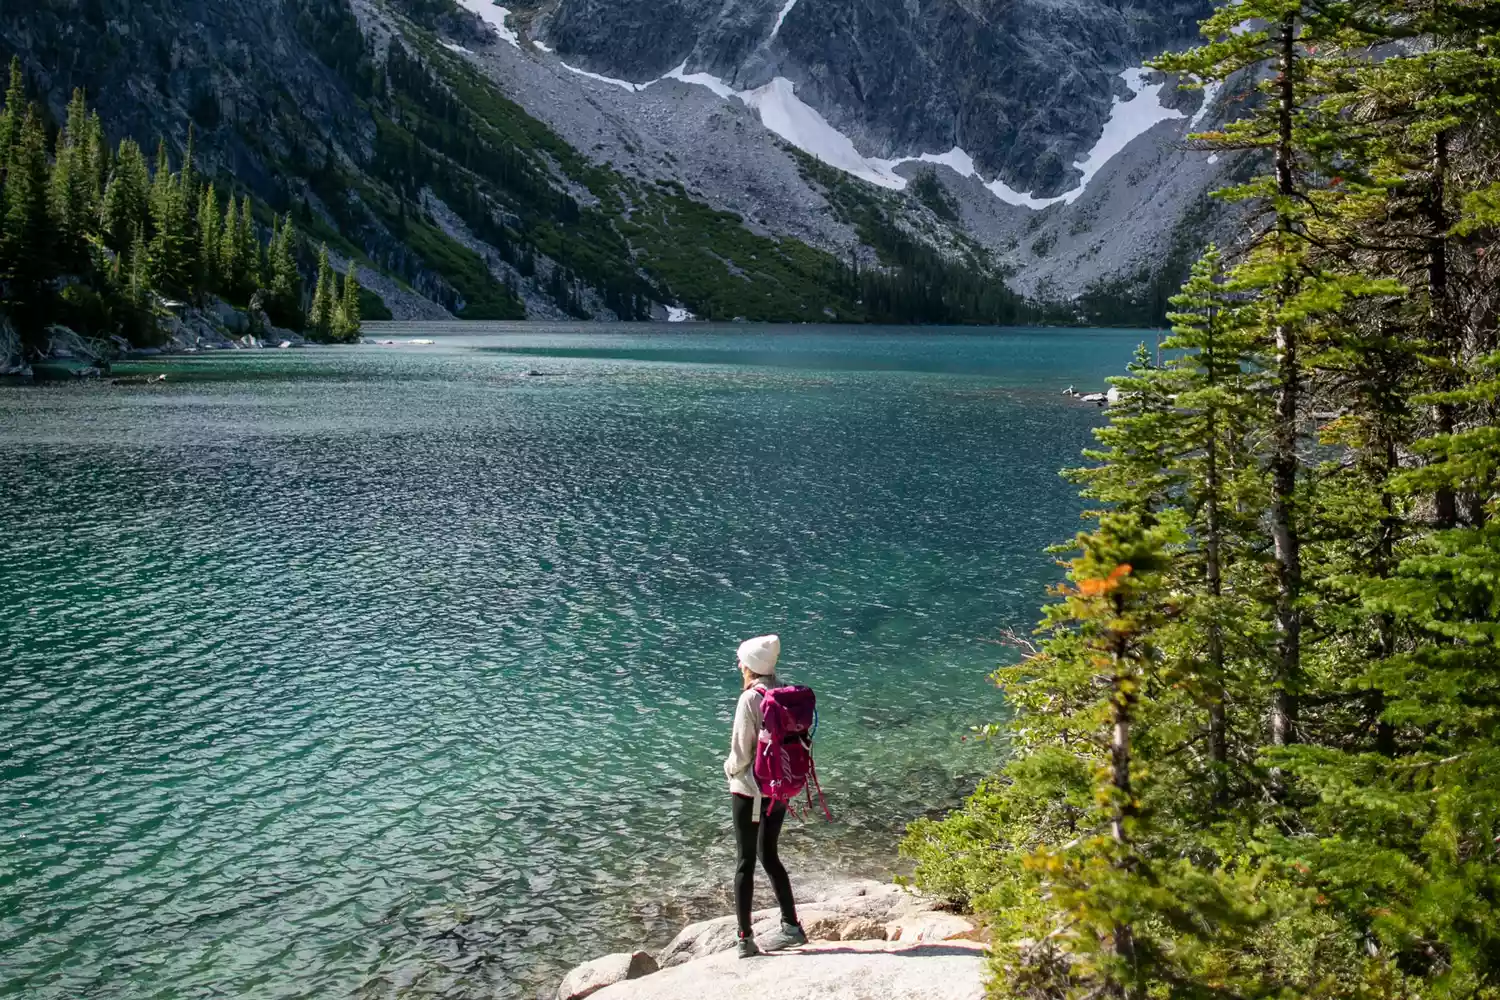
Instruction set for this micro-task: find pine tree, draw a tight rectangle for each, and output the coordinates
[976,509,1278,997]
[101,139,151,260]
[0,57,23,172]
[180,125,196,207]
[197,183,223,293]
[219,194,241,299]
[235,195,259,295]
[1261,5,1500,986]
[179,126,200,292]
[308,242,335,340]
[1,105,58,344]
[127,226,150,306]
[1036,513,1178,995]
[1067,344,1182,516]
[1327,2,1500,532]
[50,89,97,275]
[1279,354,1500,990]
[267,216,302,330]
[84,111,108,208]
[147,140,191,295]
[1155,0,1402,751]
[335,261,362,342]
[1159,248,1270,803]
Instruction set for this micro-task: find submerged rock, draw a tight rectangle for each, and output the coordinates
[558,951,659,1000]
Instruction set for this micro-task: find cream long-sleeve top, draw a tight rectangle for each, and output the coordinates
[724,682,771,798]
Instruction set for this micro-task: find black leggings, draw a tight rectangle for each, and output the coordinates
[731,793,798,936]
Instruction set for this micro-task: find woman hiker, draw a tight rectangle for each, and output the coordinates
[723,633,807,958]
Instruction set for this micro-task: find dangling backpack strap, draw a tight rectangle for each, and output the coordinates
[753,684,768,824]
[808,758,832,822]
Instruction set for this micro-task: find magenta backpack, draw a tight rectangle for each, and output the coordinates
[753,685,832,820]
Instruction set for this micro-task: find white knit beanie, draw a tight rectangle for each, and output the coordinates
[737,634,781,676]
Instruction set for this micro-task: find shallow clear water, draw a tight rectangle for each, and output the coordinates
[0,324,1143,999]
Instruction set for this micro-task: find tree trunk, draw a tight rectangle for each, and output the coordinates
[1112,679,1133,846]
[1374,433,1397,757]
[1428,130,1458,530]
[1110,637,1139,997]
[1204,319,1229,802]
[1270,11,1302,748]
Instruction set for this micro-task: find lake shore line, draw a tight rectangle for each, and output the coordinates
[554,878,982,1000]
[0,296,312,382]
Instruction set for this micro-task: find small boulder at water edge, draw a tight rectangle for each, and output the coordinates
[557,950,659,1000]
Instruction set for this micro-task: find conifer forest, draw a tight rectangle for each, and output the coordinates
[904,3,1500,997]
[0,58,361,353]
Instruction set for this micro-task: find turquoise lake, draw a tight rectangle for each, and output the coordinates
[0,324,1146,998]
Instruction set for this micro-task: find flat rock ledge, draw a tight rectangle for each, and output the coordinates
[556,881,981,1000]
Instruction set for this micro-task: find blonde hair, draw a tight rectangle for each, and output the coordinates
[741,665,777,690]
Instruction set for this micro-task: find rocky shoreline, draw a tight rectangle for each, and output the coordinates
[556,880,981,1000]
[0,296,311,383]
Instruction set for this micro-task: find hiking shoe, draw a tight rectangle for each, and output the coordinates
[780,922,808,947]
[736,934,760,959]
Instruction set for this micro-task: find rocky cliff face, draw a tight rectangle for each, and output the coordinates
[2,0,356,196]
[537,0,1213,198]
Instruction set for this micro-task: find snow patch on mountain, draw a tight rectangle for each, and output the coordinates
[664,62,736,99]
[561,61,646,91]
[770,0,800,40]
[441,40,473,55]
[1070,68,1184,197]
[902,148,978,177]
[924,68,1185,208]
[721,68,1180,208]
[856,147,1047,208]
[738,78,907,188]
[454,0,519,48]
[1188,79,1223,130]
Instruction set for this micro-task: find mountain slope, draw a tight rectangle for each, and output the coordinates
[3,0,1239,327]
[445,0,1244,317]
[2,0,1041,326]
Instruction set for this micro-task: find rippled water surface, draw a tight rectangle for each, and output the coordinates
[0,324,1142,998]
